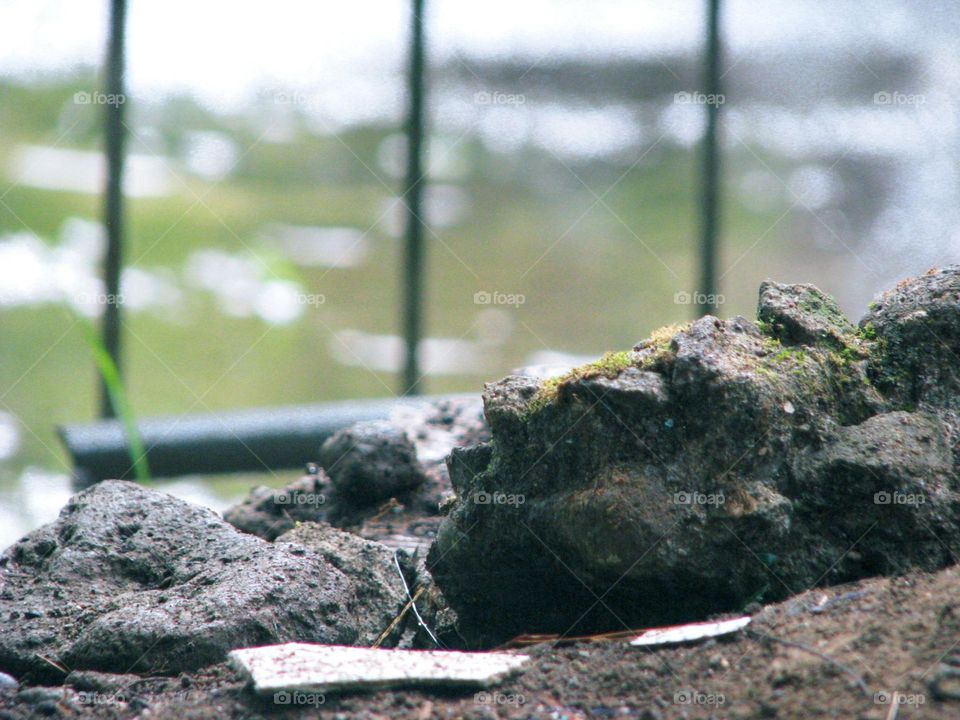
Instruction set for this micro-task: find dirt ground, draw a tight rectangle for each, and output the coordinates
[4,564,960,719]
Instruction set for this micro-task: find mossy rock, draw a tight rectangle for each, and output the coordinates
[429,269,960,645]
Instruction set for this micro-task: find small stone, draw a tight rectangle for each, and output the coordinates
[16,687,64,704]
[0,672,17,691]
[757,280,854,348]
[320,421,424,506]
[708,653,729,670]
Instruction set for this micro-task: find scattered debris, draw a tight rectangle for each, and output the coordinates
[228,643,529,695]
[629,616,751,647]
[746,630,871,698]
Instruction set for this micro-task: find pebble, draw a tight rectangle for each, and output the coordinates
[0,672,17,691]
[16,687,64,704]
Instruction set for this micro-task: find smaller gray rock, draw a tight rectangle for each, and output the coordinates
[277,522,408,646]
[15,687,65,704]
[861,266,960,406]
[482,376,541,435]
[64,670,138,692]
[758,280,854,348]
[320,420,424,506]
[0,671,18,691]
[226,397,489,542]
[223,472,329,540]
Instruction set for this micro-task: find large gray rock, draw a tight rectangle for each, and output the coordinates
[428,270,960,644]
[0,481,401,683]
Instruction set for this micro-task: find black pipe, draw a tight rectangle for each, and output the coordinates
[401,0,427,395]
[697,0,722,317]
[100,0,128,418]
[58,394,471,486]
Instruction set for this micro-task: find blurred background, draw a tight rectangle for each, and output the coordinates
[0,0,957,547]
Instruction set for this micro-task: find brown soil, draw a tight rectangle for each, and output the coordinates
[4,566,960,719]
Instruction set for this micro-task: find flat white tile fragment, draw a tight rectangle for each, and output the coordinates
[229,643,530,695]
[630,616,751,647]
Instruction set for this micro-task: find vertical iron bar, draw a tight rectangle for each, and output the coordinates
[697,0,722,317]
[401,0,426,395]
[100,0,128,417]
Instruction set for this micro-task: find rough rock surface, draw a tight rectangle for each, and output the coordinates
[222,472,328,541]
[429,268,960,643]
[320,420,423,505]
[322,397,490,521]
[275,522,408,646]
[0,481,402,683]
[861,267,960,408]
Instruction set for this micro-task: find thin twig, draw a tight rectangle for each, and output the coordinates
[35,654,69,676]
[372,588,422,649]
[748,630,870,697]
[394,551,442,647]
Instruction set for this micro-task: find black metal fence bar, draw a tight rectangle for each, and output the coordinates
[401,0,427,395]
[697,0,722,317]
[60,394,471,484]
[100,0,128,417]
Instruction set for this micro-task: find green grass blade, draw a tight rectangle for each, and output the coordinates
[76,315,151,483]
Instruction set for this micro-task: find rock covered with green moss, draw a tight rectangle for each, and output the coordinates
[428,269,960,644]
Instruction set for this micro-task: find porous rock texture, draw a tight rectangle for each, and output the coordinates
[428,268,960,644]
[274,521,408,646]
[0,481,406,683]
